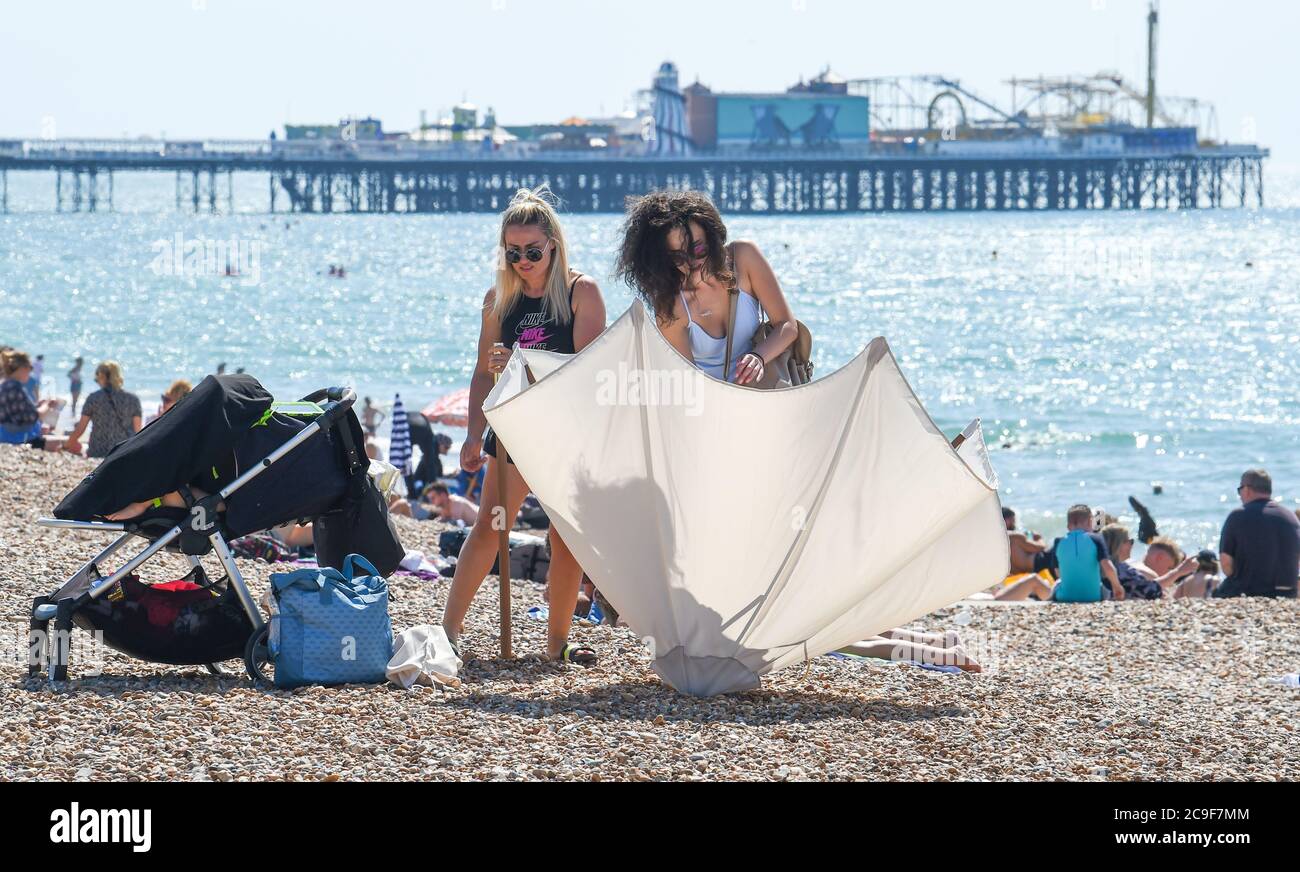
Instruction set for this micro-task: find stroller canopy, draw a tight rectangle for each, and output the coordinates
[55,374,272,522]
[484,304,1008,696]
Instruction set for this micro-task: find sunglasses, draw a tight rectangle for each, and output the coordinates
[504,240,551,264]
[668,240,709,267]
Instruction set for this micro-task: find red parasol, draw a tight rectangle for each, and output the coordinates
[421,387,470,428]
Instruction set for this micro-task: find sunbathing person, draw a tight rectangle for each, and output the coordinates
[1102,527,1196,598]
[1099,524,1158,598]
[1173,550,1222,598]
[841,628,982,672]
[1004,506,1050,574]
[425,483,478,525]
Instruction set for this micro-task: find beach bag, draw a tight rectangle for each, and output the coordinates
[438,528,470,558]
[269,554,393,687]
[439,528,550,581]
[721,245,813,389]
[313,466,405,576]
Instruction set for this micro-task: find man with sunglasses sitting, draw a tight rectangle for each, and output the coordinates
[1215,469,1300,598]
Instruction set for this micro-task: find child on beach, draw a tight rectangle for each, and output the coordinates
[440,187,607,666]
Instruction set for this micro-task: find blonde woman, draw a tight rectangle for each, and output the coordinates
[441,187,607,665]
[150,378,193,422]
[63,361,142,458]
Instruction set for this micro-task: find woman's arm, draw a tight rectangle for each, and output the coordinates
[570,275,607,352]
[731,239,797,383]
[67,414,90,441]
[1154,556,1198,590]
[461,288,502,474]
[1101,559,1124,600]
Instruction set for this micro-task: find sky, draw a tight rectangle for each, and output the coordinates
[2,0,1297,162]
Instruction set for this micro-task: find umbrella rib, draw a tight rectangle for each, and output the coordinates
[732,350,875,652]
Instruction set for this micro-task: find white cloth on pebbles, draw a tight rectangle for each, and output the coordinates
[387,624,461,689]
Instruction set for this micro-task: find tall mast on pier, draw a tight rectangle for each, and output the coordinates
[1146,1,1159,128]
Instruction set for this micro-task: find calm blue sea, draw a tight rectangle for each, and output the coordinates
[3,166,1300,552]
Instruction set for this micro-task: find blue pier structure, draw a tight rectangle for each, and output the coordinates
[0,136,1267,215]
[0,53,1269,216]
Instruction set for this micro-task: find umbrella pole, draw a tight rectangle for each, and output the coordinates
[492,357,512,660]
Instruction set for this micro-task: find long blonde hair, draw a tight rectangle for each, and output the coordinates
[95,360,124,391]
[490,186,573,327]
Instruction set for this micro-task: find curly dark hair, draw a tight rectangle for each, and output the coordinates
[615,190,734,324]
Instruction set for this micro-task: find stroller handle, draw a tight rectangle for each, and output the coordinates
[300,386,357,424]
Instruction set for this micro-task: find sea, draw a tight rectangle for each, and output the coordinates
[3,165,1300,552]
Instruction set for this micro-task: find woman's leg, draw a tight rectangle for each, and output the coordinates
[881,627,961,648]
[441,456,530,645]
[544,528,585,660]
[995,575,1053,601]
[843,638,982,672]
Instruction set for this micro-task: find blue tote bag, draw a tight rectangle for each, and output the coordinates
[270,553,393,688]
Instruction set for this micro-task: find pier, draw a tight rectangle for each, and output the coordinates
[0,140,1268,214]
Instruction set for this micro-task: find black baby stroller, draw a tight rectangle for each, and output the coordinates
[28,373,404,683]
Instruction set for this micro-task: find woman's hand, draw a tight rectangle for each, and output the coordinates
[733,352,765,385]
[487,344,511,375]
[63,437,82,455]
[460,436,484,474]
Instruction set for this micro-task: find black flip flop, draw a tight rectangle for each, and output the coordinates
[559,643,597,667]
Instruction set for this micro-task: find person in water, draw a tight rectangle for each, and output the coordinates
[441,186,607,665]
[615,190,796,385]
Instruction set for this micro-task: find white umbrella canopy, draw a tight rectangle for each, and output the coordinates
[484,303,1008,696]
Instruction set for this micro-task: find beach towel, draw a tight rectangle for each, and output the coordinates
[483,303,1008,695]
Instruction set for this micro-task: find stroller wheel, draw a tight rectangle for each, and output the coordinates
[243,625,274,686]
[205,662,231,677]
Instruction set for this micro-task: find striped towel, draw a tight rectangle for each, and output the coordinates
[388,394,412,475]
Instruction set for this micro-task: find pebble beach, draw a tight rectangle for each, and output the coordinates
[2,445,1298,782]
